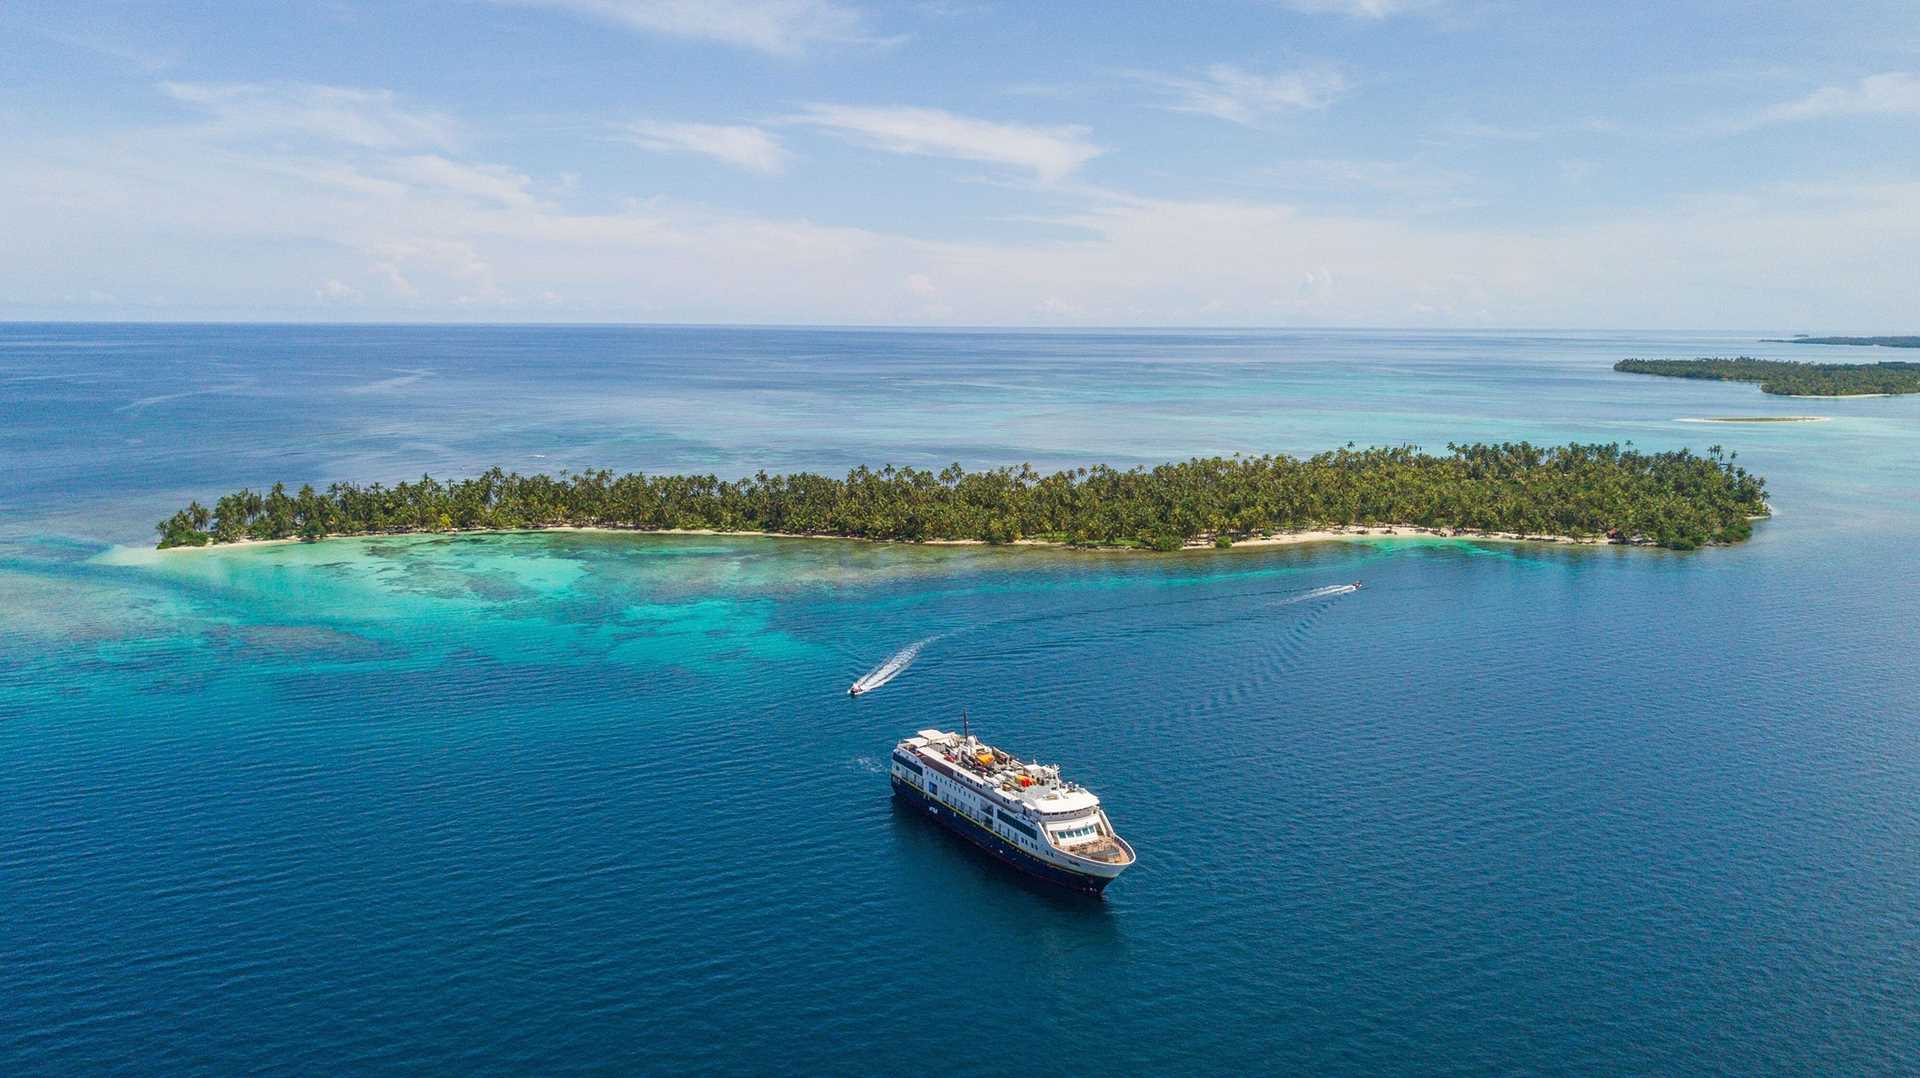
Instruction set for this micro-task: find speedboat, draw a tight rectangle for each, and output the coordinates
[849,684,867,697]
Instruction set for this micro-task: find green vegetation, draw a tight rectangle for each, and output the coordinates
[1762,336,1920,348]
[1616,356,1920,396]
[156,443,1768,553]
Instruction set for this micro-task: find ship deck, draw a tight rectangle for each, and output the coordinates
[1067,837,1132,864]
[915,745,1100,814]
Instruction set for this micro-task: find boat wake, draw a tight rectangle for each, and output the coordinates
[1277,582,1361,605]
[850,638,935,696]
[845,582,1359,696]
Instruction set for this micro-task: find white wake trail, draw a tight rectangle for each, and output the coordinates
[1275,583,1361,606]
[851,638,934,694]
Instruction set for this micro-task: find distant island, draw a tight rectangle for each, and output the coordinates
[156,442,1768,553]
[1615,356,1920,397]
[1761,336,1920,348]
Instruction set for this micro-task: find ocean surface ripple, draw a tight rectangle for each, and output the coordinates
[4,325,1919,1074]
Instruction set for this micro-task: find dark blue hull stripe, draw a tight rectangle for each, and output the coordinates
[892,775,1117,893]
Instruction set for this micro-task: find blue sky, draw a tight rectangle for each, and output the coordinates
[4,0,1918,326]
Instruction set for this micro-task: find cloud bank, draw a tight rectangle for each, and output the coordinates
[9,67,1920,330]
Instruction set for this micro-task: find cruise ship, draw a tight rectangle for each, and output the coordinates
[890,727,1135,893]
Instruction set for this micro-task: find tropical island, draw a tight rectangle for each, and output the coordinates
[155,442,1767,553]
[1615,356,1920,396]
[1762,336,1920,348]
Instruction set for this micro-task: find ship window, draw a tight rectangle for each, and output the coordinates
[996,812,1037,840]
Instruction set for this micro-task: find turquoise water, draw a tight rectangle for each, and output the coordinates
[4,325,1919,1073]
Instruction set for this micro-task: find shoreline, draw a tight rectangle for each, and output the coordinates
[1774,393,1895,400]
[151,521,1646,555]
[1678,415,1829,424]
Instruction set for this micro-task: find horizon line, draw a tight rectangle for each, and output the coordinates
[0,318,1842,336]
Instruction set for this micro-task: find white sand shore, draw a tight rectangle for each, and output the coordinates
[1678,415,1829,424]
[1204,525,1613,548]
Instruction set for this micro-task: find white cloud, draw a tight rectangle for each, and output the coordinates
[1430,119,1543,143]
[315,279,363,303]
[788,104,1101,182]
[161,81,457,149]
[9,82,1920,329]
[1428,116,1621,144]
[1274,0,1437,18]
[494,0,883,55]
[371,238,500,301]
[388,155,539,206]
[1145,65,1347,126]
[1263,159,1453,192]
[371,260,417,298]
[623,120,789,174]
[1749,72,1920,127]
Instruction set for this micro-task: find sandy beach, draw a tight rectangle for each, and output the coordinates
[1678,415,1829,424]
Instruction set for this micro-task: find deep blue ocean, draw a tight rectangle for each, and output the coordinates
[4,324,1918,1074]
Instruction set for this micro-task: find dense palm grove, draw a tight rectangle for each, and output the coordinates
[1616,356,1920,396]
[156,442,1769,552]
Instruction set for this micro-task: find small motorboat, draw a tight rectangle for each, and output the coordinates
[848,684,867,697]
